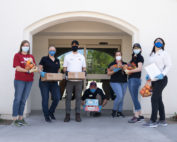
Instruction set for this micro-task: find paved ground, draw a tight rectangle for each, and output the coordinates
[0,110,177,142]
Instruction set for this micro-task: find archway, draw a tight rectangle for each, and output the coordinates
[24,11,139,115]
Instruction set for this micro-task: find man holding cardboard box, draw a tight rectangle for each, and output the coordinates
[63,40,86,122]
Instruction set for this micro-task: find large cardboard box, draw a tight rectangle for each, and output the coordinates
[68,72,85,80]
[41,73,64,81]
[84,99,99,112]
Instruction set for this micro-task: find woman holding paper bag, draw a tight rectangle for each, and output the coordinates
[143,38,172,128]
[124,43,145,123]
[39,46,61,122]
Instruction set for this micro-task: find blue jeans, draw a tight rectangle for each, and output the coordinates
[110,82,127,112]
[39,80,60,117]
[13,80,33,117]
[128,78,141,111]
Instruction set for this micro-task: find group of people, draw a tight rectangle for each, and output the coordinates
[12,38,171,128]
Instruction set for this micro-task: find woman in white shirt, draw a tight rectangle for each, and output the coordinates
[144,38,172,128]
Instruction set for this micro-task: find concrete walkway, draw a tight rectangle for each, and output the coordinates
[0,110,177,142]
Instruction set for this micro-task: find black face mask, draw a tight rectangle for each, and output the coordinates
[72,46,78,52]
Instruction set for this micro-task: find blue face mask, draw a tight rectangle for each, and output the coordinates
[90,89,96,93]
[133,49,141,55]
[155,42,163,48]
[49,50,56,56]
[22,46,29,53]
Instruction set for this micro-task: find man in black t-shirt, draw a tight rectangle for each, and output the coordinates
[81,82,107,116]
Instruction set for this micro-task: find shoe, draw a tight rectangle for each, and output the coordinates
[158,120,168,127]
[143,120,158,128]
[117,112,125,118]
[93,112,101,117]
[13,120,23,127]
[75,113,81,122]
[49,113,56,120]
[18,119,28,125]
[137,115,144,122]
[128,116,138,123]
[45,116,52,122]
[64,113,70,122]
[112,110,116,118]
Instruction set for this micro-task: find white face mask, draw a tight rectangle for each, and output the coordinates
[116,56,122,61]
[22,46,29,53]
[133,49,141,54]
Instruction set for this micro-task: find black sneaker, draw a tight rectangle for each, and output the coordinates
[112,110,116,118]
[117,112,125,118]
[45,116,52,122]
[93,112,101,117]
[128,116,138,123]
[158,120,168,127]
[49,113,56,120]
[137,115,144,122]
[143,120,158,128]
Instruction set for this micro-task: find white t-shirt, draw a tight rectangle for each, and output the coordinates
[63,52,86,72]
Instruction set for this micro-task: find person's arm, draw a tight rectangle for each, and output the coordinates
[38,65,43,72]
[102,99,107,107]
[125,62,143,74]
[63,56,67,73]
[162,52,172,76]
[13,54,28,73]
[99,89,107,107]
[107,68,115,76]
[16,66,28,73]
[82,56,86,72]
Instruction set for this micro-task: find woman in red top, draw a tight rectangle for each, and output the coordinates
[13,40,36,126]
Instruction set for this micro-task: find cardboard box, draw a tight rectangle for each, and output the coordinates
[68,72,85,80]
[84,99,99,112]
[41,73,64,81]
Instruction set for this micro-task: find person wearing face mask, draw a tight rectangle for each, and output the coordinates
[12,40,36,126]
[63,40,86,122]
[39,46,61,122]
[107,51,128,118]
[125,43,145,123]
[81,81,107,116]
[143,38,172,128]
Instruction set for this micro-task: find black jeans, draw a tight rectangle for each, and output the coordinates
[39,80,60,117]
[150,76,168,122]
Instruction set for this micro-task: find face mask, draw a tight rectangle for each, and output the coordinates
[90,89,96,93]
[49,50,56,56]
[133,49,141,54]
[22,46,29,53]
[116,56,121,61]
[155,42,163,48]
[72,46,78,52]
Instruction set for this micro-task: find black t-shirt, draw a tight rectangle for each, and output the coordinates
[128,54,144,79]
[39,56,60,73]
[108,60,127,83]
[82,88,106,101]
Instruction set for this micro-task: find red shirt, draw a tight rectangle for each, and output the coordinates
[13,53,36,82]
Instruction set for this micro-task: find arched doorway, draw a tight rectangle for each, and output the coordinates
[24,11,139,115]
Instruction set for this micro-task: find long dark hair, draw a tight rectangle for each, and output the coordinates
[18,40,30,54]
[150,37,165,56]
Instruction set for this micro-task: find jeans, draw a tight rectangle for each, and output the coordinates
[110,82,127,112]
[13,80,33,117]
[151,76,167,122]
[39,80,60,117]
[65,81,83,114]
[128,78,141,111]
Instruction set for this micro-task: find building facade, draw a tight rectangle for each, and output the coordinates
[0,0,177,119]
